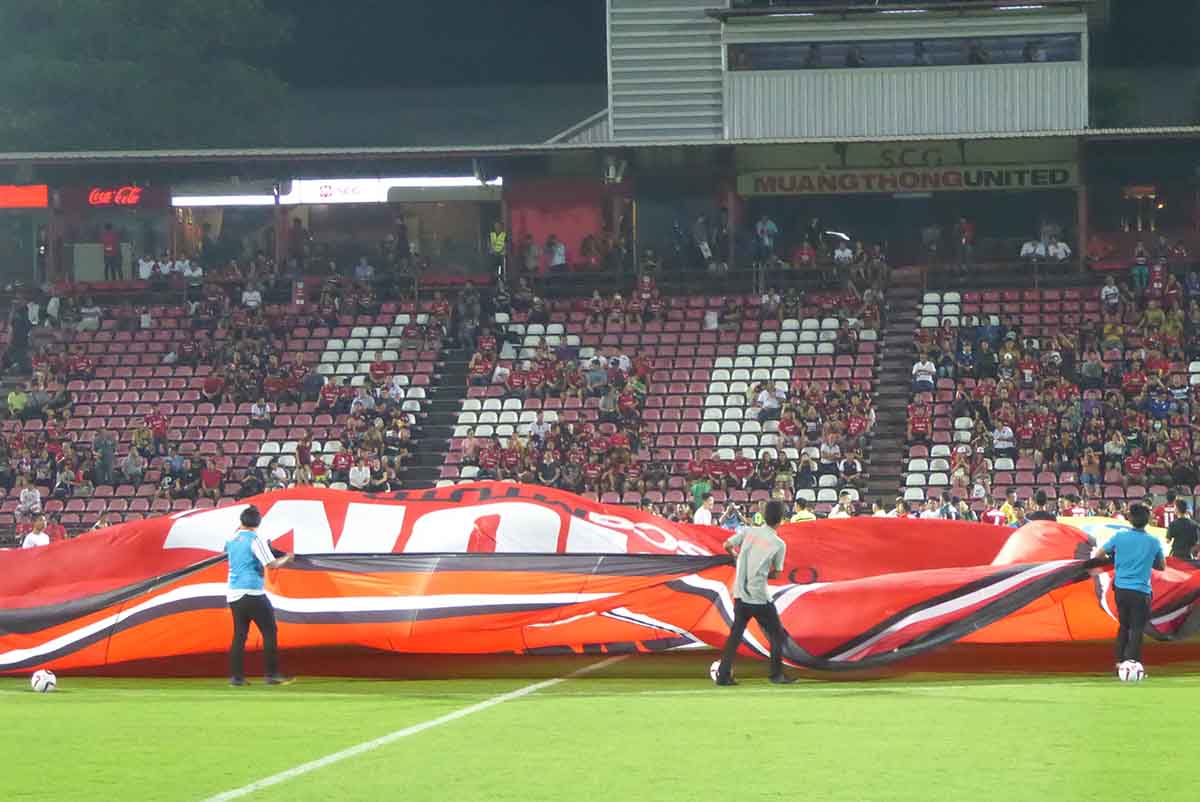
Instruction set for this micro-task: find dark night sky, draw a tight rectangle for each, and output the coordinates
[270,0,1197,91]
[274,0,608,89]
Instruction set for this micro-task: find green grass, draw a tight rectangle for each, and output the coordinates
[3,657,1192,802]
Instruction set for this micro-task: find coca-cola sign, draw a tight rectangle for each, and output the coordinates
[88,185,144,207]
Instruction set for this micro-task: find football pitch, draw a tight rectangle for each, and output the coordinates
[4,654,1194,802]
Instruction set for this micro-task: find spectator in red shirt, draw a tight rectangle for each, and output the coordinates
[526,365,547,399]
[477,441,500,480]
[617,388,639,421]
[498,443,523,481]
[202,370,225,404]
[144,411,169,456]
[504,366,527,399]
[980,497,1007,526]
[778,409,805,449]
[561,362,585,402]
[1153,491,1178,529]
[67,348,94,380]
[1163,273,1183,310]
[42,512,68,543]
[262,372,289,403]
[907,401,931,442]
[368,357,391,387]
[401,322,424,349]
[101,223,122,281]
[430,292,451,324]
[309,458,329,486]
[1118,362,1147,398]
[586,291,606,326]
[318,377,342,412]
[296,435,313,468]
[199,458,225,501]
[620,459,642,495]
[729,455,754,489]
[792,241,816,270]
[1147,442,1174,486]
[706,457,730,490]
[468,351,492,387]
[330,446,354,483]
[1122,447,1147,488]
[172,335,199,365]
[582,457,605,493]
[845,408,870,447]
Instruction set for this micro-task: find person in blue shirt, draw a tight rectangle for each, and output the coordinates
[1091,503,1165,669]
[225,505,293,686]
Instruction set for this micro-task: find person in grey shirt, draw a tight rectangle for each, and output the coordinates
[714,500,795,685]
[584,359,608,397]
[93,429,117,485]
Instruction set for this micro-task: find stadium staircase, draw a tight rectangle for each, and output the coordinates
[863,277,922,506]
[401,347,469,489]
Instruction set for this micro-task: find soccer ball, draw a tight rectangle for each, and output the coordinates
[709,660,724,683]
[1117,661,1145,682]
[30,669,57,693]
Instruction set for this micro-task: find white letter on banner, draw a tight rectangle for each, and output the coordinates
[405,502,561,552]
[259,500,334,553]
[565,516,630,552]
[162,504,249,552]
[335,503,406,552]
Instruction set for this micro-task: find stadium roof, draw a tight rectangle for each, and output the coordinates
[3,127,1200,167]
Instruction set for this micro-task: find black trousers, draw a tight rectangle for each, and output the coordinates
[104,253,122,281]
[717,599,786,680]
[229,593,280,679]
[1114,588,1151,663]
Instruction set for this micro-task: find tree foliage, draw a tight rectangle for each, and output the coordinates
[0,0,293,151]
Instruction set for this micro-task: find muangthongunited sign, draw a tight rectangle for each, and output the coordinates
[738,164,1077,196]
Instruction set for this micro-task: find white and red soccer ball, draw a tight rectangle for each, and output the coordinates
[30,669,57,693]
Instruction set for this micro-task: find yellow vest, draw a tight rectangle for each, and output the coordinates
[489,231,507,255]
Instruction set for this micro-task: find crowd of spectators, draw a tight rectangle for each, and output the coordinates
[684,210,892,291]
[909,256,1200,505]
[457,276,880,512]
[2,253,433,546]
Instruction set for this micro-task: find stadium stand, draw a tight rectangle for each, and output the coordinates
[0,276,444,544]
[439,277,884,518]
[900,262,1200,518]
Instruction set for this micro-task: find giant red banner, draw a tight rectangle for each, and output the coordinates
[1,485,1198,675]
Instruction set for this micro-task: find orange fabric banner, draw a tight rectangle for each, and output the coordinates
[1,485,1197,675]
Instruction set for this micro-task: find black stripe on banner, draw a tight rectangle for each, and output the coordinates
[0,556,226,636]
[667,562,1091,672]
[805,562,1091,671]
[884,562,1092,658]
[663,579,778,661]
[1147,587,1200,641]
[0,553,727,637]
[3,595,629,670]
[290,553,730,576]
[0,594,225,672]
[812,564,1032,661]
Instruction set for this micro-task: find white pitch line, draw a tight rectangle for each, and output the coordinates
[197,655,628,802]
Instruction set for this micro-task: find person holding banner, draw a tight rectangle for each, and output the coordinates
[1090,503,1165,670]
[713,500,795,686]
[225,505,293,686]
